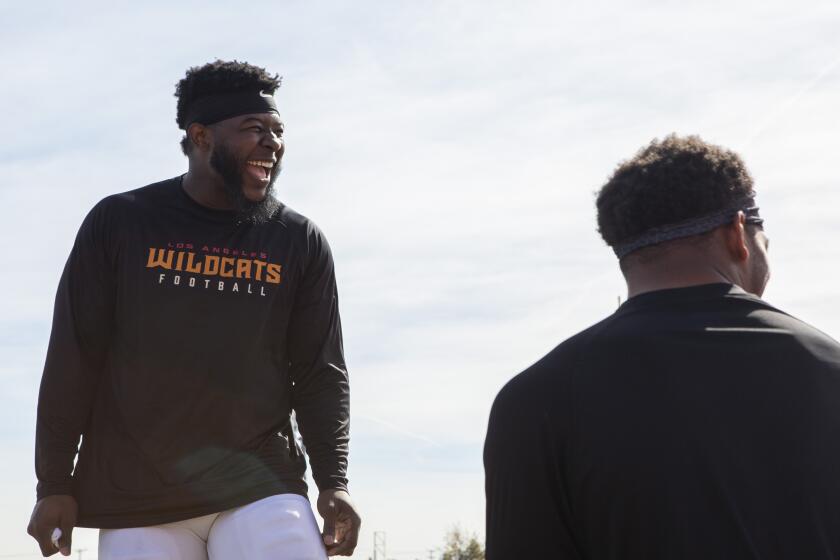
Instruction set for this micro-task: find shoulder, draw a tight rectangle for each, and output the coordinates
[491,316,613,419]
[274,204,326,237]
[745,297,840,360]
[88,177,180,219]
[272,204,333,258]
[486,319,613,468]
[72,179,180,251]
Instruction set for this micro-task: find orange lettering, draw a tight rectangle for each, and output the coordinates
[220,257,235,278]
[204,255,221,276]
[146,248,174,269]
[236,259,252,279]
[185,253,202,274]
[266,263,282,284]
[252,259,267,281]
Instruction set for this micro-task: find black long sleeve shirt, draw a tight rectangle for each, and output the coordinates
[485,283,840,559]
[36,177,350,528]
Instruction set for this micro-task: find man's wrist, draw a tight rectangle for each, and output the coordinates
[314,475,349,494]
[36,481,74,501]
[319,487,349,495]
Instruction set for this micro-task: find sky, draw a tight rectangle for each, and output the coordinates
[1,1,839,558]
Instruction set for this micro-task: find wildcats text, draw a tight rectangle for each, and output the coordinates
[146,248,283,284]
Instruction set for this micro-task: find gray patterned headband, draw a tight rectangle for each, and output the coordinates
[612,197,764,259]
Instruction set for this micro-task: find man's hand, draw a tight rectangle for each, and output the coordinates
[317,489,361,556]
[27,495,77,557]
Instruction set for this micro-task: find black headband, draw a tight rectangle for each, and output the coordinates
[181,90,279,129]
[612,196,764,259]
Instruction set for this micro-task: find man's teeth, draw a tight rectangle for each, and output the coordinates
[247,160,274,168]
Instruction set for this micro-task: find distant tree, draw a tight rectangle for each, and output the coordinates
[441,526,485,560]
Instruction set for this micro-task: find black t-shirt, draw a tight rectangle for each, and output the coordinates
[485,283,840,559]
[35,177,350,528]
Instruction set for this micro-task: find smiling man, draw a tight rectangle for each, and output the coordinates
[28,60,360,559]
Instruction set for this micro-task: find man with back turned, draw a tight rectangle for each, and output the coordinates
[485,135,840,559]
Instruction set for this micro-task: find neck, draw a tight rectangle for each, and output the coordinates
[623,250,739,299]
[182,161,234,210]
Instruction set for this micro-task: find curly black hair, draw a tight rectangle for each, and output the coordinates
[175,59,281,154]
[596,134,755,251]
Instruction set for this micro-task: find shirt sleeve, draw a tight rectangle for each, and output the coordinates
[484,373,582,559]
[35,202,116,499]
[287,224,350,492]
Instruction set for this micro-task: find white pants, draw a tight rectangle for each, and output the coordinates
[98,494,328,560]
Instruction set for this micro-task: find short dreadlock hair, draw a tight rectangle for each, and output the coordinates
[596,134,755,257]
[174,59,282,154]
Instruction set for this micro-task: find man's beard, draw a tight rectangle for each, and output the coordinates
[210,143,281,225]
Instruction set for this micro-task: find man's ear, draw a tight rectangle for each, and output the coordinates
[187,123,213,152]
[724,211,750,262]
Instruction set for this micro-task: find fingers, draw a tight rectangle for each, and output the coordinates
[26,513,52,556]
[325,533,356,555]
[321,500,337,547]
[325,530,358,555]
[324,508,360,556]
[30,524,71,557]
[27,497,77,558]
[57,522,74,556]
[317,490,361,556]
[33,525,59,557]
